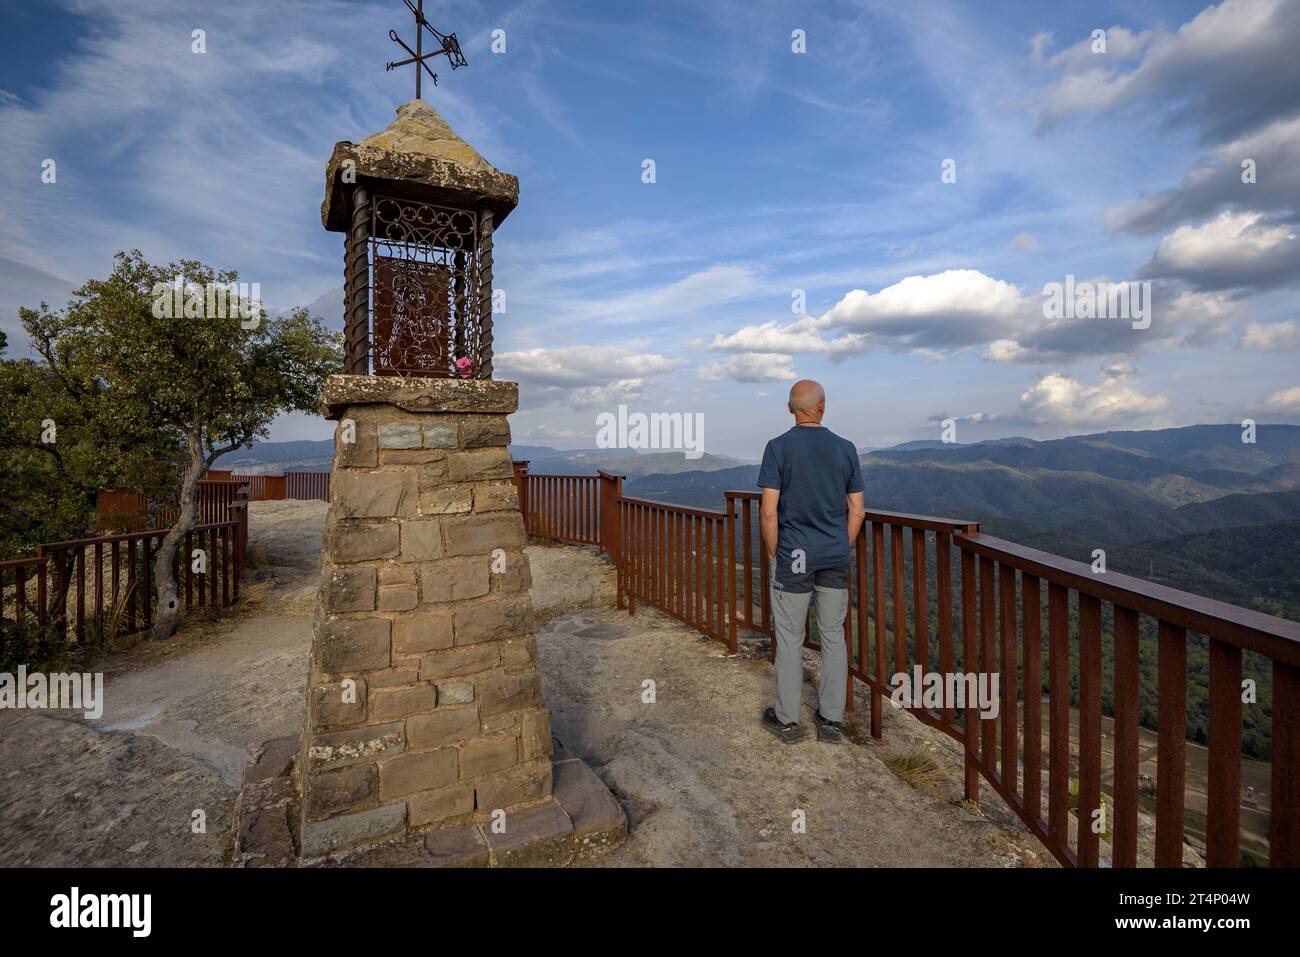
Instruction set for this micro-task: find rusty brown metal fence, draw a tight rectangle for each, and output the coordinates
[519,469,1300,869]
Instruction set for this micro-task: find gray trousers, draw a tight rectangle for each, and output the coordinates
[770,568,849,725]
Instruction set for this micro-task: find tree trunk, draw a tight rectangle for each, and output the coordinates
[149,431,205,640]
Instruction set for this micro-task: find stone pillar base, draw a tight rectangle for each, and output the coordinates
[298,375,558,861]
[317,749,627,867]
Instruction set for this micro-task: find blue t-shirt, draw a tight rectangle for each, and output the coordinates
[757,425,864,573]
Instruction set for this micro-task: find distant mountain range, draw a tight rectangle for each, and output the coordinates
[215,439,748,480]
[215,439,337,475]
[626,424,1300,619]
[856,436,1038,454]
[510,445,747,478]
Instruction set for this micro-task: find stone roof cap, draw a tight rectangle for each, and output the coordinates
[322,100,519,232]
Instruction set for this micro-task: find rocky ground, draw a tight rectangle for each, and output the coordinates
[0,503,1053,867]
[0,500,323,867]
[530,547,1047,867]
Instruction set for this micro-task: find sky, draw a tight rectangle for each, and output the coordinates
[1,0,1298,461]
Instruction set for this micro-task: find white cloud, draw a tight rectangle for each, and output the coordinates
[496,345,680,388]
[1261,385,1300,413]
[1241,320,1300,350]
[1105,113,1300,235]
[703,317,826,353]
[1031,0,1300,142]
[985,279,1242,362]
[711,263,1254,370]
[927,411,997,425]
[821,269,1025,335]
[1028,27,1149,73]
[984,338,1032,363]
[821,269,1033,359]
[565,378,650,408]
[1017,364,1169,426]
[1142,210,1300,290]
[696,353,797,383]
[702,269,1034,362]
[518,424,585,442]
[496,345,681,408]
[1010,233,1041,252]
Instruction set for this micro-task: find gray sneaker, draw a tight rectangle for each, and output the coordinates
[813,709,842,743]
[762,707,803,744]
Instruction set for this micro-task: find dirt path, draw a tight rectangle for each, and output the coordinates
[0,501,324,867]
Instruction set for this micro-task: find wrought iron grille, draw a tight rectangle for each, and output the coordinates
[367,194,485,377]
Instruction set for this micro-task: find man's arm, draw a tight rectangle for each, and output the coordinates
[846,491,865,546]
[756,439,781,562]
[845,442,866,547]
[760,487,780,561]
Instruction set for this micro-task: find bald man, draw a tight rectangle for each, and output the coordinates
[757,380,865,743]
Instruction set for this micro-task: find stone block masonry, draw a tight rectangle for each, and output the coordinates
[299,375,554,861]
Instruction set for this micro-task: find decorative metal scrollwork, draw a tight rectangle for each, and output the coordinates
[368,195,485,377]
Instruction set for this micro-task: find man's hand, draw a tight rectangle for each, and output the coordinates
[760,487,780,561]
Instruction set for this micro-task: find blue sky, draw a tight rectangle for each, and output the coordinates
[2,0,1298,460]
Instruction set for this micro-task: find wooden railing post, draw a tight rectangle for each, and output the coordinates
[959,545,980,807]
[597,470,624,561]
[230,483,250,597]
[1272,661,1300,866]
[725,494,737,655]
[1156,620,1188,867]
[511,461,529,532]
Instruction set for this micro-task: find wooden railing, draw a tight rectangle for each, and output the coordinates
[1,519,244,655]
[98,468,333,530]
[4,486,250,659]
[233,474,283,501]
[285,470,331,501]
[955,533,1300,868]
[519,469,1300,868]
[99,479,248,532]
[619,496,731,645]
[232,472,331,502]
[513,462,619,548]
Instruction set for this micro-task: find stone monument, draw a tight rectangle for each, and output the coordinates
[295,100,624,866]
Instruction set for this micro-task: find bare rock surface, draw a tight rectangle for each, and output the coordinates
[0,500,323,866]
[535,606,1049,868]
[525,542,616,624]
[0,502,1055,868]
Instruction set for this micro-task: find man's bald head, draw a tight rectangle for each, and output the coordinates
[788,379,826,422]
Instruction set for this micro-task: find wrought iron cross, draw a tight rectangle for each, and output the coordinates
[385,0,467,99]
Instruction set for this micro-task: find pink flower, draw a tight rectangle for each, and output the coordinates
[454,356,473,379]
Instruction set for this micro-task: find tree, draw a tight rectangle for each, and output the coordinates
[18,250,341,638]
[1,323,180,563]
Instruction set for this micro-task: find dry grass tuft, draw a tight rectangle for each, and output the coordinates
[230,580,275,613]
[884,744,947,793]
